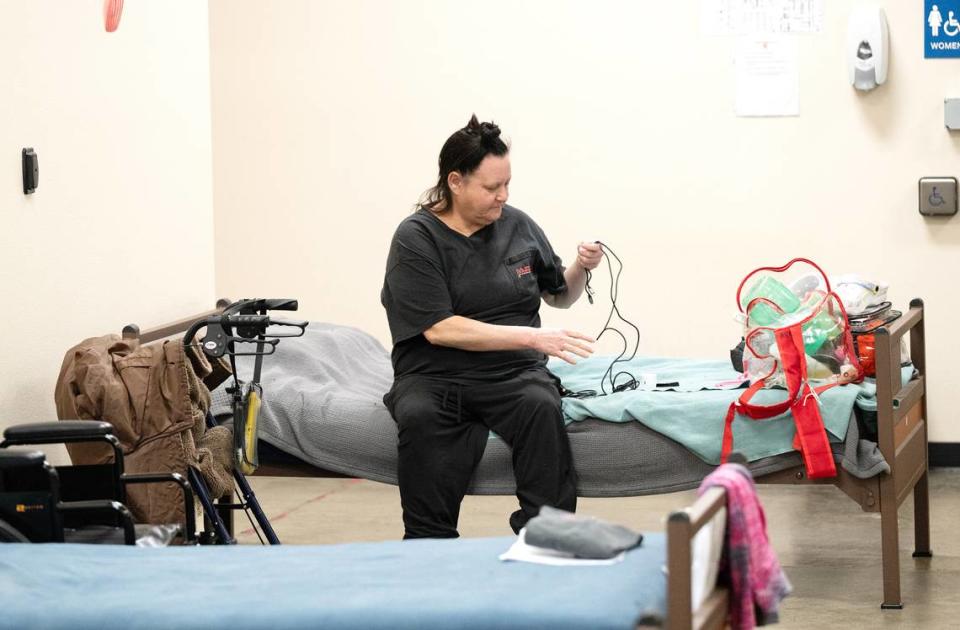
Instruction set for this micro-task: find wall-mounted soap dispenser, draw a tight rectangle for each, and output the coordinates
[847,6,889,91]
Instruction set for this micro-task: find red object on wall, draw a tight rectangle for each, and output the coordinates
[104,0,124,33]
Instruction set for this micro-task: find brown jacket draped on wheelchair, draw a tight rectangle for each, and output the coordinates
[54,334,234,526]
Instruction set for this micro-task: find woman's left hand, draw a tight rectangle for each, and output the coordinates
[576,241,604,271]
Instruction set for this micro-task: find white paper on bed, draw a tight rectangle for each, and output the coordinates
[499,529,626,566]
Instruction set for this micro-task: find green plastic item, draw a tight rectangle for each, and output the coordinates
[742,276,800,326]
[802,307,843,355]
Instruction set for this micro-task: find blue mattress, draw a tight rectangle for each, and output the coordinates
[0,534,667,630]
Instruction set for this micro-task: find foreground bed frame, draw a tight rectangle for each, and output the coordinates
[2,469,728,630]
[665,486,729,630]
[124,298,930,610]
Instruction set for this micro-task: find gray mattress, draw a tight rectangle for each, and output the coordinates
[212,323,885,497]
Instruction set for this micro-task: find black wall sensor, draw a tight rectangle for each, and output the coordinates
[22,148,38,194]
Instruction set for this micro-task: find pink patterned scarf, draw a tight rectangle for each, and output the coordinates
[698,464,792,628]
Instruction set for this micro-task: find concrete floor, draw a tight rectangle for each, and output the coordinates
[234,469,960,629]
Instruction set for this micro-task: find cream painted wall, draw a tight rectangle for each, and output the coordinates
[209,1,960,442]
[0,1,216,460]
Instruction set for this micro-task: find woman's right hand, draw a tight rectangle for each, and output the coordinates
[530,328,595,364]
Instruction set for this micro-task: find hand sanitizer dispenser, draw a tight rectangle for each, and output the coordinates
[847,7,889,91]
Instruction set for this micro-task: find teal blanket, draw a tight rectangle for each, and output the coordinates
[551,356,872,464]
[1,537,668,630]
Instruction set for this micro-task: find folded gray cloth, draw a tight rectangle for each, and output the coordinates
[524,506,644,559]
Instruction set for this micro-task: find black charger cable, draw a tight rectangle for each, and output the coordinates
[567,241,641,398]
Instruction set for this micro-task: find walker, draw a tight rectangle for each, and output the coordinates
[183,298,307,544]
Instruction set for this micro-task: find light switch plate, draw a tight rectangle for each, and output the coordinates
[946,99,960,130]
[919,177,958,216]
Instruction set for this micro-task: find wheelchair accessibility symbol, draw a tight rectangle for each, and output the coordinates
[929,187,945,206]
[948,17,960,36]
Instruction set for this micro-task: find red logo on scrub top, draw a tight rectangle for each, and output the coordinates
[515,265,532,278]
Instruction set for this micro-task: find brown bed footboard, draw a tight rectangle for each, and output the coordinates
[753,299,930,609]
[663,486,728,630]
[875,299,931,607]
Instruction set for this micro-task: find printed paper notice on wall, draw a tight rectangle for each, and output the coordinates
[735,37,799,117]
[702,0,823,36]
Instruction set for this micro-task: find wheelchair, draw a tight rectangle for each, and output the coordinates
[0,420,196,545]
[0,298,306,547]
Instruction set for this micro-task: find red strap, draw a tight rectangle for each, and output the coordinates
[721,335,794,464]
[720,402,737,464]
[778,326,836,478]
[736,328,801,420]
[792,389,837,478]
[722,324,836,478]
[735,258,832,313]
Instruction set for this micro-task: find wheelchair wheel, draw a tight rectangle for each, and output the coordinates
[0,517,29,542]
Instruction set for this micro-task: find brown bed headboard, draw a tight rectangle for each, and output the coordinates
[121,298,231,344]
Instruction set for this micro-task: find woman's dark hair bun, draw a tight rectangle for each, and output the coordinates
[478,121,501,142]
[465,114,501,144]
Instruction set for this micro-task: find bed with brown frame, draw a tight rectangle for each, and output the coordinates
[122,298,931,610]
[1,474,731,630]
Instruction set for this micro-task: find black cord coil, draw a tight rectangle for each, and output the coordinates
[571,242,641,398]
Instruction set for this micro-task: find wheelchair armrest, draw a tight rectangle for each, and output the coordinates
[0,450,47,470]
[58,499,136,545]
[122,472,197,544]
[3,421,114,446]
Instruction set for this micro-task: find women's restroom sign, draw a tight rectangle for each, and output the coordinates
[926,1,960,57]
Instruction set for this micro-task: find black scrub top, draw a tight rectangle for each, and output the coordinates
[381,205,567,382]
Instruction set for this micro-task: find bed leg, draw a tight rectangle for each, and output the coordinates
[879,498,903,609]
[912,472,932,558]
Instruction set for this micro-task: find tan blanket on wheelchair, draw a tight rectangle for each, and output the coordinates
[54,335,233,526]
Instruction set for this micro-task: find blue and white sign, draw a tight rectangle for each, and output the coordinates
[926,1,960,57]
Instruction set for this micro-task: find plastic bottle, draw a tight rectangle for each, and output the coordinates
[800,295,843,355]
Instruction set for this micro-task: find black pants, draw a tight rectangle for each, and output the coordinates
[384,369,578,539]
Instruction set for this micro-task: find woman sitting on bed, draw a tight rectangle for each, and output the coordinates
[381,115,603,539]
